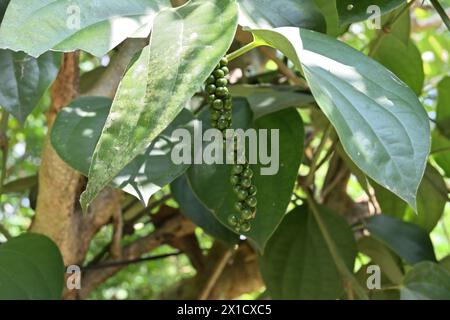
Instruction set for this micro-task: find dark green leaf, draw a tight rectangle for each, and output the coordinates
[259,205,356,299]
[229,84,315,119]
[336,0,405,25]
[249,27,430,211]
[372,165,447,232]
[171,175,239,246]
[81,0,238,210]
[313,0,348,36]
[401,262,450,300]
[187,100,304,251]
[365,215,436,264]
[0,50,60,122]
[0,0,170,57]
[51,96,193,205]
[357,236,404,284]
[0,0,9,22]
[0,233,64,299]
[238,0,326,32]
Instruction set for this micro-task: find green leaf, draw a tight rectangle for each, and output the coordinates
[249,27,430,210]
[238,0,326,32]
[435,76,450,138]
[81,0,239,210]
[0,233,64,299]
[0,0,9,22]
[187,100,304,251]
[357,236,404,284]
[229,84,315,119]
[365,215,436,264]
[171,175,239,246]
[0,0,171,57]
[373,35,424,96]
[259,205,356,299]
[336,0,406,25]
[313,0,348,36]
[432,130,450,177]
[0,50,60,123]
[51,96,193,205]
[372,165,447,232]
[401,262,450,300]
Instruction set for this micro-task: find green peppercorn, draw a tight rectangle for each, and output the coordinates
[240,221,251,232]
[206,84,216,94]
[241,208,253,220]
[207,94,215,103]
[232,164,244,174]
[245,196,257,208]
[242,168,253,178]
[211,120,218,128]
[240,178,251,188]
[237,189,248,200]
[206,75,215,84]
[217,118,228,130]
[228,214,239,226]
[211,110,221,120]
[224,99,232,110]
[234,201,244,212]
[221,66,230,75]
[213,69,225,79]
[230,175,240,185]
[215,87,229,97]
[220,57,228,66]
[212,99,224,110]
[248,185,257,196]
[223,111,232,120]
[216,78,227,87]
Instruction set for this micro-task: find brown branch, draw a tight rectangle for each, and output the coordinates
[78,209,196,299]
[198,249,233,300]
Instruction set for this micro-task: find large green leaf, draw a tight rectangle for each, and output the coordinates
[187,100,304,251]
[432,131,450,177]
[229,84,315,119]
[401,262,450,300]
[171,175,239,246]
[249,27,430,210]
[0,233,64,299]
[435,76,450,138]
[0,0,170,57]
[365,215,436,265]
[238,0,326,32]
[372,165,447,232]
[336,0,405,25]
[51,96,194,205]
[80,0,238,210]
[0,0,9,22]
[0,50,60,122]
[259,205,356,299]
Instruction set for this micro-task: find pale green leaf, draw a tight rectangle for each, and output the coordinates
[81,0,238,210]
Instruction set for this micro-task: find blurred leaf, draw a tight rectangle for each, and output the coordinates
[250,27,430,211]
[313,0,348,36]
[0,50,60,123]
[336,0,406,25]
[373,35,424,95]
[188,100,304,251]
[171,175,239,246]
[432,130,450,177]
[259,205,356,299]
[365,215,436,264]
[436,76,450,138]
[0,0,9,22]
[357,236,404,284]
[372,165,447,232]
[0,233,64,299]
[1,175,37,194]
[0,0,170,57]
[401,262,450,300]
[238,0,326,32]
[81,0,238,210]
[51,96,193,205]
[229,84,315,119]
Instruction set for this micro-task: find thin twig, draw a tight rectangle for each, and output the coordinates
[305,125,331,186]
[430,0,450,31]
[198,249,233,300]
[82,251,182,270]
[305,189,369,300]
[0,110,9,196]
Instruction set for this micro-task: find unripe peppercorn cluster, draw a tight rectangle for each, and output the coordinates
[204,57,257,233]
[205,57,232,132]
